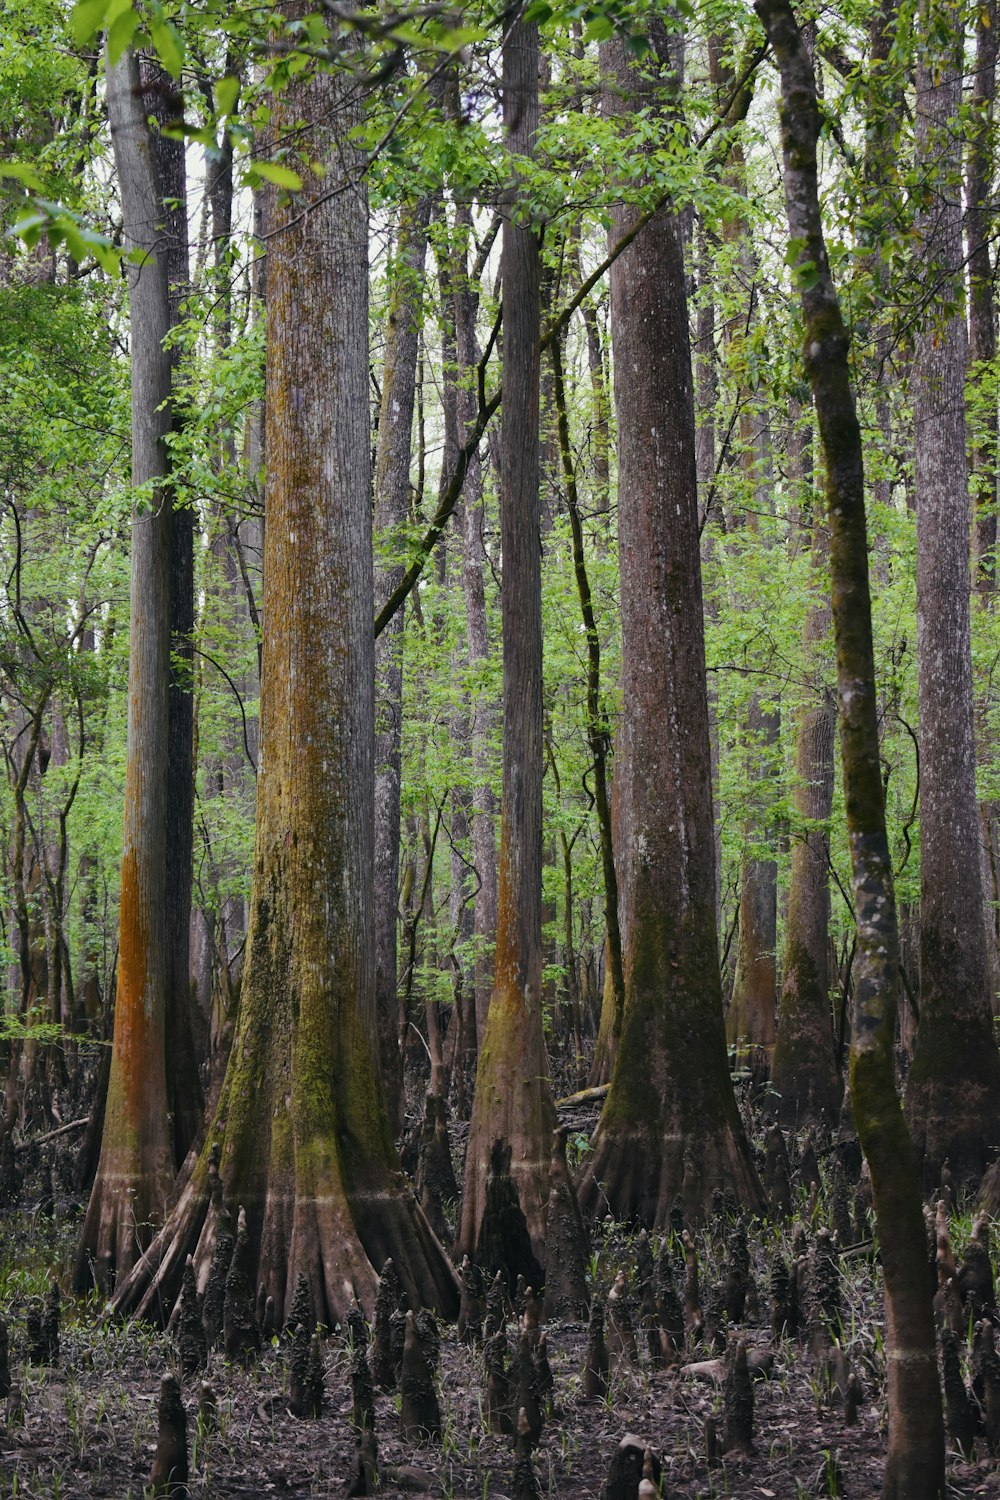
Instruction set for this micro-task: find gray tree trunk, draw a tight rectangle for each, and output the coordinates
[373,198,431,1132]
[773,410,840,1126]
[452,201,499,1047]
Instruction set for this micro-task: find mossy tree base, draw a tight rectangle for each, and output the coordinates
[455,984,556,1272]
[577,909,764,1226]
[100,28,460,1330]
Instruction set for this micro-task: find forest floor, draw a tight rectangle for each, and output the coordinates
[0,1097,997,1499]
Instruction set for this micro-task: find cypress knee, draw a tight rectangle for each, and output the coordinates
[150,1373,188,1498]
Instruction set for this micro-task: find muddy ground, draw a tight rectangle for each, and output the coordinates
[0,1205,994,1499]
[0,1085,995,1498]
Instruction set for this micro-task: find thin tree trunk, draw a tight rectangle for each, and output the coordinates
[451,201,499,1048]
[757,5,945,1491]
[373,197,431,1133]
[773,411,840,1125]
[726,692,779,1075]
[550,336,624,1087]
[456,17,557,1268]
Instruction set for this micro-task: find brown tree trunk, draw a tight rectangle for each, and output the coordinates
[76,44,176,1287]
[757,4,945,1492]
[904,0,1000,1187]
[575,25,763,1226]
[455,17,557,1268]
[103,31,458,1328]
[373,198,431,1134]
[772,414,840,1126]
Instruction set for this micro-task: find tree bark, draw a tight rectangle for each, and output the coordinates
[575,23,763,1226]
[76,44,176,1287]
[968,0,998,594]
[455,17,557,1268]
[139,58,204,1166]
[966,0,1000,1011]
[904,0,1000,1187]
[756,3,945,1492]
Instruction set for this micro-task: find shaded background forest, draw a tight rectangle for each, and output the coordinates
[2,0,983,1115]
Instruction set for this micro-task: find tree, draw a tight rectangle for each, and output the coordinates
[757,2,945,1491]
[576,21,763,1225]
[373,197,432,1133]
[455,13,557,1268]
[904,0,1000,1186]
[105,20,459,1325]
[75,43,179,1286]
[140,58,203,1166]
[772,410,840,1126]
[448,198,499,1055]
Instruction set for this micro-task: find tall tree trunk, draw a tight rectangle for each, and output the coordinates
[576,23,763,1226]
[451,201,499,1048]
[455,17,557,1269]
[904,0,1000,1186]
[757,5,945,1492]
[550,336,623,1091]
[140,58,203,1165]
[76,44,176,1286]
[373,198,431,1134]
[103,29,458,1329]
[772,413,840,1125]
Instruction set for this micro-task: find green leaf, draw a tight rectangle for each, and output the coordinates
[9,207,48,249]
[107,5,140,63]
[0,162,44,192]
[793,260,820,291]
[62,221,88,264]
[71,0,110,45]
[253,162,304,190]
[215,75,240,117]
[149,16,184,78]
[584,14,614,40]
